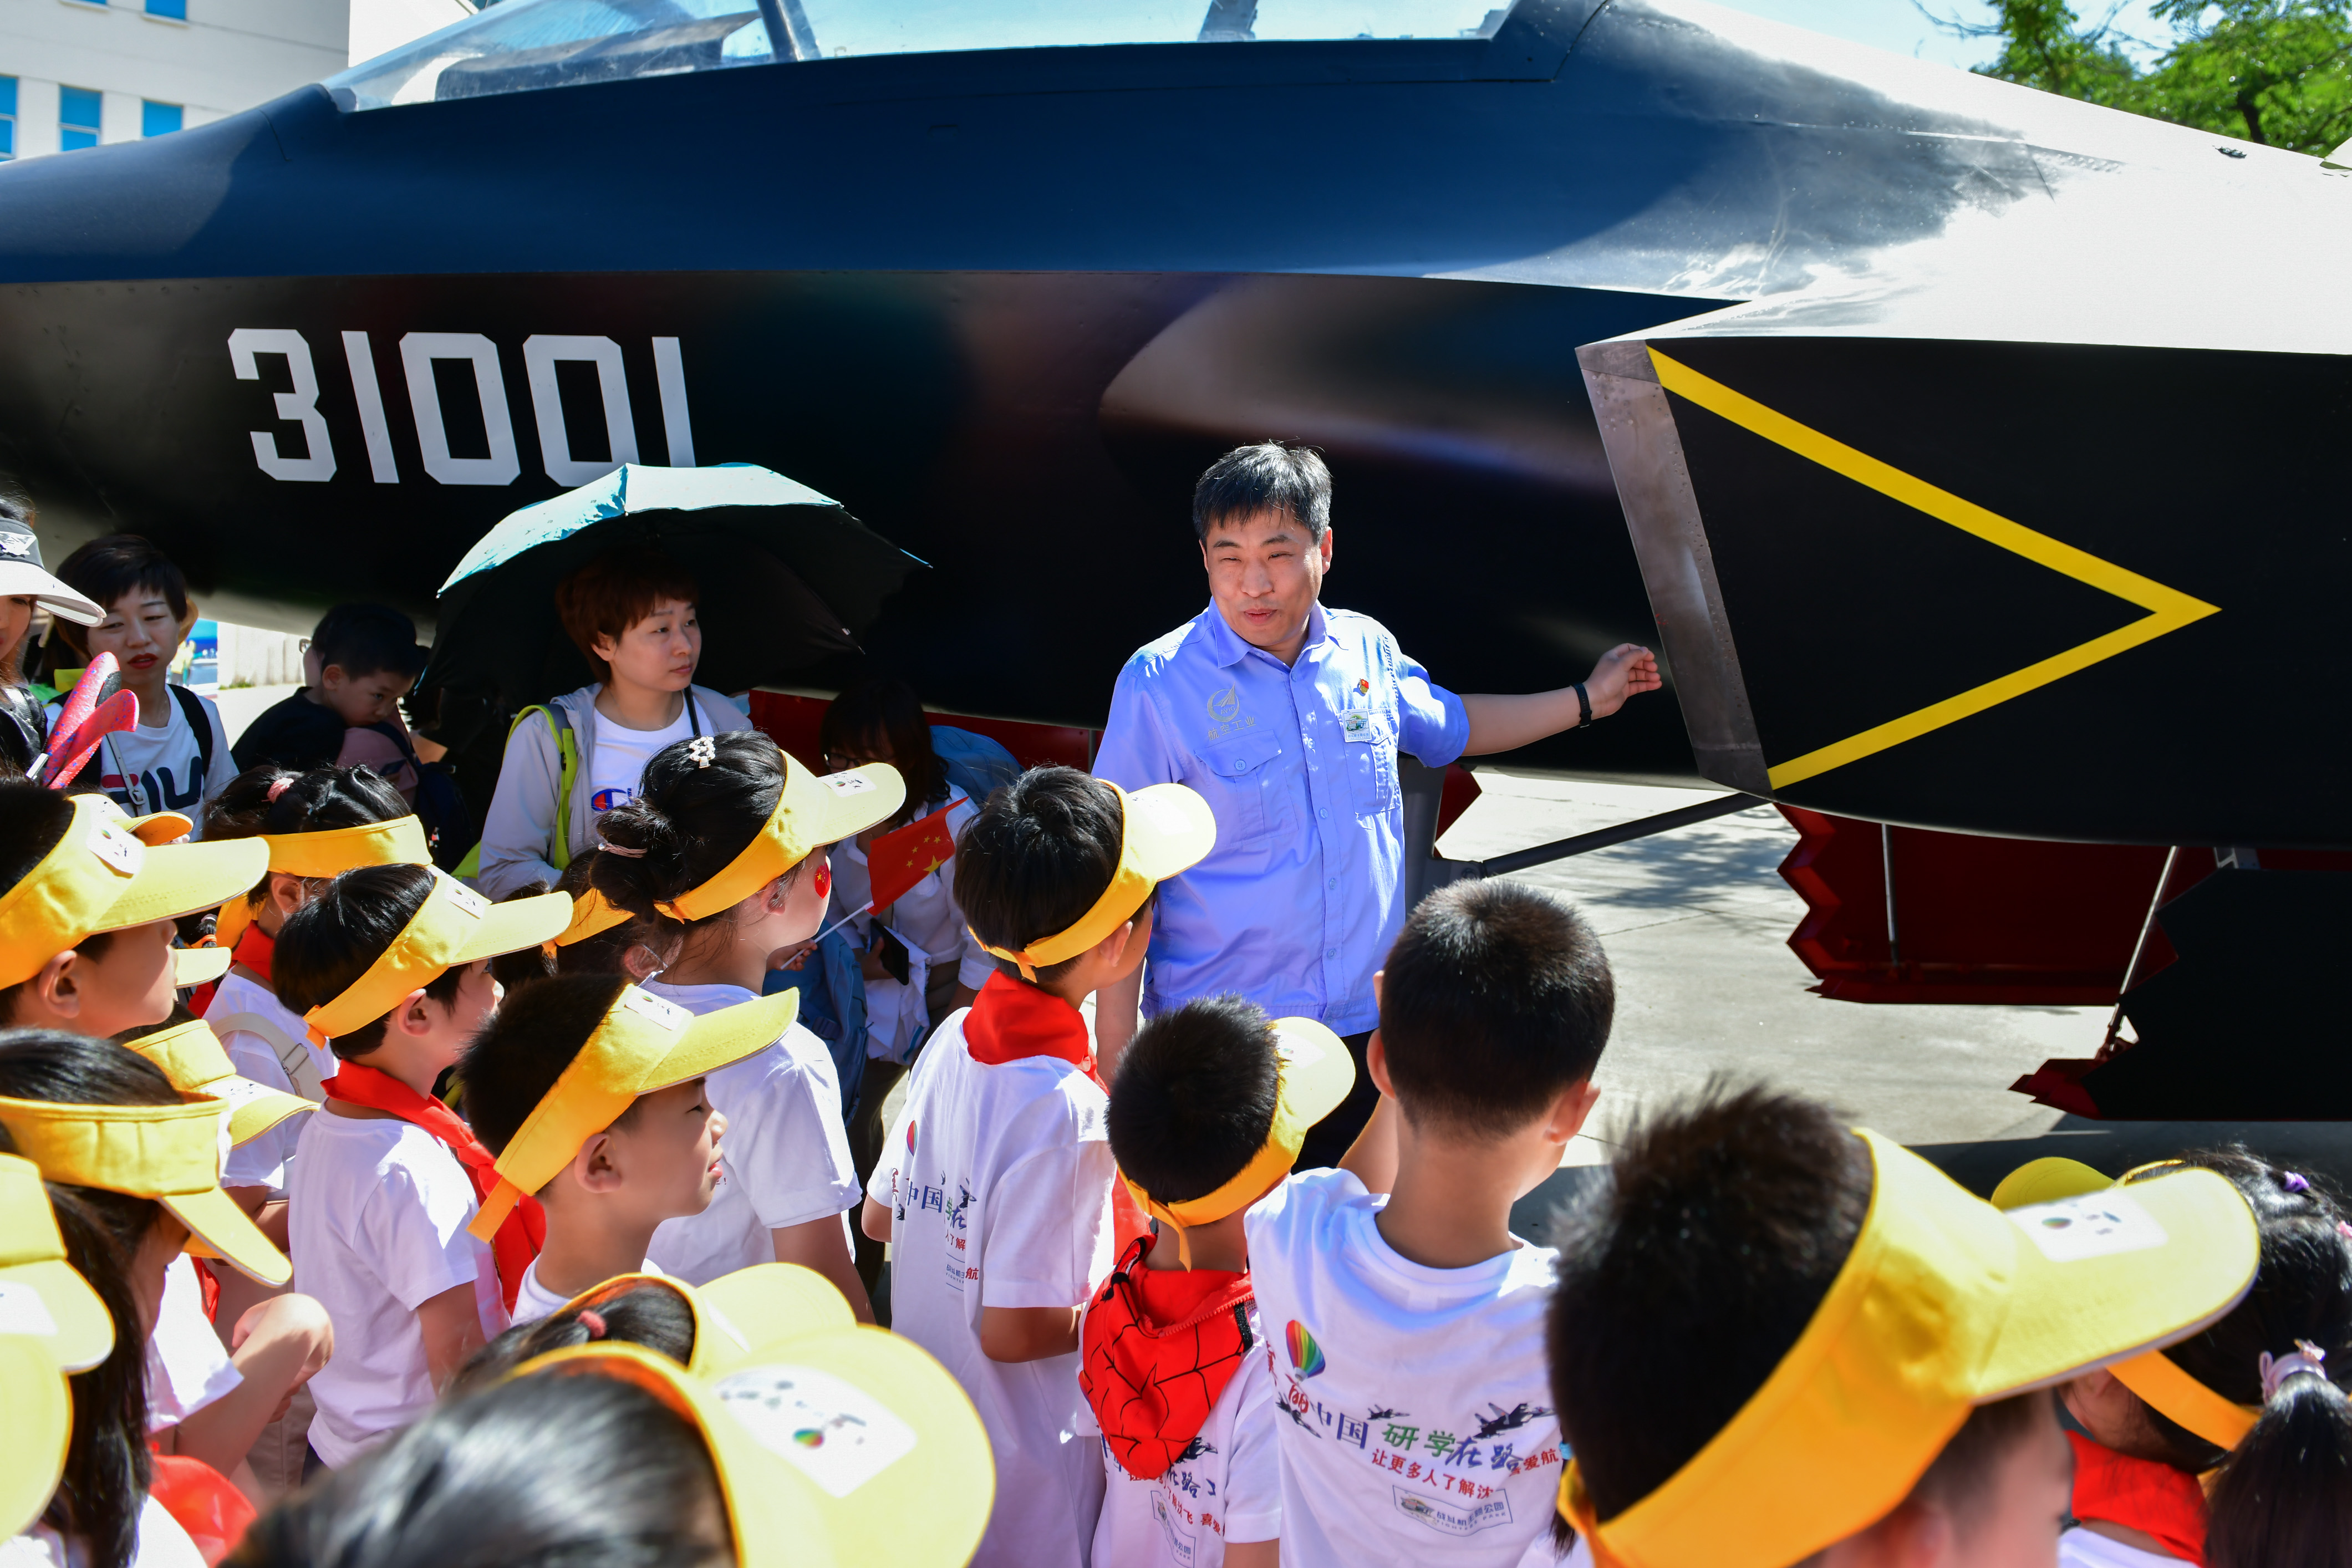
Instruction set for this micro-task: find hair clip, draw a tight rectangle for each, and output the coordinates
[594,836,648,858]
[686,735,717,770]
[266,776,294,802]
[577,1309,609,1341]
[2335,1219,2352,1242]
[2259,1340,2329,1402]
[2285,1172,2313,1193]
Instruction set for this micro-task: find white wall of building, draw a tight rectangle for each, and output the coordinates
[348,0,472,67]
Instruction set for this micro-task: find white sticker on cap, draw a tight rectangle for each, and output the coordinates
[715,1362,918,1498]
[85,823,142,877]
[2009,1192,2168,1263]
[1134,791,1196,837]
[615,985,693,1034]
[1274,1030,1326,1069]
[819,773,875,797]
[0,1280,60,1336]
[439,879,490,920]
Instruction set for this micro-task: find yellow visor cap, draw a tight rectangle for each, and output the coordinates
[123,1020,314,1149]
[520,1329,994,1568]
[215,814,434,951]
[1125,1016,1355,1233]
[1562,1133,2258,1568]
[468,986,799,1241]
[546,1262,858,1378]
[0,1094,292,1286]
[0,1333,72,1540]
[123,810,194,846]
[977,781,1215,979]
[304,869,572,1045]
[0,1152,115,1373]
[658,751,905,923]
[172,943,233,988]
[1991,1154,2259,1452]
[555,887,632,949]
[0,795,267,989]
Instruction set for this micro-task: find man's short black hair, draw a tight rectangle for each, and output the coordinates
[274,864,465,1059]
[1378,879,1613,1135]
[457,975,635,1156]
[1108,995,1280,1206]
[312,603,428,683]
[954,766,1126,985]
[1545,1080,2047,1547]
[1192,443,1331,542]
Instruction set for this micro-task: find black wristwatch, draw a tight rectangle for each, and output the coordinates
[1574,683,1594,729]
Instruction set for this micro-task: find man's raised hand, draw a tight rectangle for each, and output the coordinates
[1586,643,1662,717]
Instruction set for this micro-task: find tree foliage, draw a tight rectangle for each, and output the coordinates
[1968,0,2352,154]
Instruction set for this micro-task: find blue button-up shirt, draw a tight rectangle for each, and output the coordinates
[1093,602,1470,1035]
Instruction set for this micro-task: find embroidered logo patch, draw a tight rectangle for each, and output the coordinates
[0,531,33,559]
[615,985,693,1034]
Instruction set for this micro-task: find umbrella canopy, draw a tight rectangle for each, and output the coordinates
[423,464,923,719]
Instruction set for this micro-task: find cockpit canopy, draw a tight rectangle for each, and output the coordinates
[325,0,1515,111]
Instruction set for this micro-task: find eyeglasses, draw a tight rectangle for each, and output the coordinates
[821,750,890,772]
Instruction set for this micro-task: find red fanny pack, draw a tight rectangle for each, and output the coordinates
[1081,1234,1257,1482]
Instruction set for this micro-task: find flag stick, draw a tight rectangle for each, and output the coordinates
[807,899,874,950]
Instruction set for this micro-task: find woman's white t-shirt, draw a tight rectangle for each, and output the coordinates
[45,689,231,828]
[642,980,860,1285]
[2,1497,207,1568]
[586,705,696,818]
[1092,1299,1282,1568]
[2059,1528,2194,1566]
[205,973,334,1195]
[287,1110,509,1467]
[1244,1168,1566,1568]
[143,1255,240,1432]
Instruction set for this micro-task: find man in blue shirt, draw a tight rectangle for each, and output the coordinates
[1093,443,1661,1164]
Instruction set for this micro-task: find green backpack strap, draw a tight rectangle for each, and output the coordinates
[452,704,579,881]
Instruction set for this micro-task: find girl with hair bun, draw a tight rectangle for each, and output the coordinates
[2037,1149,2352,1568]
[590,729,904,1321]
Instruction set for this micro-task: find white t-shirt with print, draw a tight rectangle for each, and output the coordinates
[206,972,334,1195]
[45,688,231,828]
[1,1496,207,1568]
[144,1255,240,1432]
[1244,1168,1566,1568]
[866,1005,1118,1568]
[585,705,696,818]
[2059,1528,2193,1567]
[287,1110,509,1467]
[509,1256,669,1328]
[1092,1299,1282,1568]
[643,980,860,1285]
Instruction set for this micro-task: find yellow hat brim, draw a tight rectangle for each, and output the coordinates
[1271,1017,1357,1132]
[644,990,801,1095]
[126,811,194,847]
[169,1185,292,1286]
[0,1334,70,1539]
[1989,1156,2115,1211]
[690,1263,858,1376]
[171,944,233,987]
[1978,1165,2259,1396]
[782,762,907,859]
[96,838,268,934]
[447,889,575,964]
[0,1256,116,1372]
[207,1077,317,1149]
[1123,783,1218,882]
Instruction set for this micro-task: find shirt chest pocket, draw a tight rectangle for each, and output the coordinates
[1340,709,1399,817]
[1201,731,1291,848]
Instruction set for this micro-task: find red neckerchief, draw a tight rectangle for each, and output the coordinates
[1081,1233,1256,1481]
[321,1060,545,1312]
[231,923,275,982]
[961,972,1149,1249]
[2067,1430,2206,1565]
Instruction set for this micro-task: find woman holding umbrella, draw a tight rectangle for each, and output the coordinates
[474,546,752,897]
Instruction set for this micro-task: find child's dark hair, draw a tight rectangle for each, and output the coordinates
[274,864,466,1058]
[1545,1078,2043,1552]
[0,785,115,1021]
[2099,1150,2352,1567]
[226,1368,731,1568]
[1109,995,1280,1205]
[0,1032,180,1568]
[457,974,638,1155]
[591,732,806,947]
[206,763,410,922]
[311,603,428,683]
[1379,879,1614,1135]
[819,676,947,818]
[954,766,1125,984]
[452,1279,699,1394]
[50,535,187,658]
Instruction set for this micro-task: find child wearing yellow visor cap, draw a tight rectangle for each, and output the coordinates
[589,731,904,1317]
[0,1031,296,1567]
[233,1277,994,1568]
[1546,1083,2263,1568]
[1992,1152,2352,1568]
[1082,995,1358,1568]
[861,765,1214,1568]
[272,862,571,1470]
[0,781,265,1037]
[0,1150,116,1544]
[457,976,803,1326]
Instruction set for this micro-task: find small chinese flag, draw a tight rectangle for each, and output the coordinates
[866,802,961,912]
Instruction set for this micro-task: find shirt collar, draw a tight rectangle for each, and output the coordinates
[1199,600,1331,670]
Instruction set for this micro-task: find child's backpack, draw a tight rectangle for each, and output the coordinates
[928,725,1020,811]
